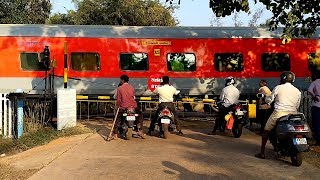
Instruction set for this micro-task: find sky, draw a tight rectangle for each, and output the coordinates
[51,0,272,27]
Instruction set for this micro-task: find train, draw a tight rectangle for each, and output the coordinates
[0,24,319,98]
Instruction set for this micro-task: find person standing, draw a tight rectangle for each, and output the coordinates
[308,74,320,145]
[257,79,272,134]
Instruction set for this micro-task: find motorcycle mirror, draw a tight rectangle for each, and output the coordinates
[256,93,264,98]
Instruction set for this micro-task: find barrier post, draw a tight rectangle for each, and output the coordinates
[64,42,68,89]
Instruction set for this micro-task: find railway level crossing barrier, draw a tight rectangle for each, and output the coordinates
[75,95,257,121]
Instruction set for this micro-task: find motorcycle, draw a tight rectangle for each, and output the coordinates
[118,107,139,140]
[156,106,176,139]
[257,93,312,166]
[214,101,248,138]
[229,103,248,138]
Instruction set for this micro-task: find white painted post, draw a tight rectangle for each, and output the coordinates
[0,94,2,136]
[3,94,7,138]
[8,99,12,138]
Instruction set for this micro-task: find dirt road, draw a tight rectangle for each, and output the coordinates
[25,119,320,180]
[22,120,319,180]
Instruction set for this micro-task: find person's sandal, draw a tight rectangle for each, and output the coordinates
[255,153,266,159]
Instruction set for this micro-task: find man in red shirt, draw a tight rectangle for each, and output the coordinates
[112,75,144,138]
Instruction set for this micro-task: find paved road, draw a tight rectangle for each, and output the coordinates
[26,121,319,180]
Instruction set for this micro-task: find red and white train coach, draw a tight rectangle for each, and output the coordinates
[0,24,319,98]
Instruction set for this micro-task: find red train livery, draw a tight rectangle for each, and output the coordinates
[0,24,319,97]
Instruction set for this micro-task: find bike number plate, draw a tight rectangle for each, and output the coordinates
[161,118,170,124]
[293,138,307,145]
[235,110,244,116]
[126,116,135,121]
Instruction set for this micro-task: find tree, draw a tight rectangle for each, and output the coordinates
[49,0,177,26]
[210,16,223,27]
[232,12,243,27]
[166,0,320,39]
[0,0,51,24]
[248,8,264,27]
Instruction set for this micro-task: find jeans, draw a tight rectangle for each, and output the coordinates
[311,106,320,143]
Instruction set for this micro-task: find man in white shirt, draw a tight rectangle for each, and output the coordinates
[209,77,240,135]
[256,71,301,159]
[308,73,320,145]
[147,76,183,136]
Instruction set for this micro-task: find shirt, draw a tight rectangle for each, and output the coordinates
[308,79,320,108]
[116,83,137,110]
[266,83,301,111]
[220,85,240,107]
[153,84,179,103]
[259,86,271,96]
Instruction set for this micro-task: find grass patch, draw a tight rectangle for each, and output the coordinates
[0,124,93,155]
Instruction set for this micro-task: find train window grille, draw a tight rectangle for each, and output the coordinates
[308,53,320,72]
[261,53,290,71]
[214,53,244,72]
[70,52,100,71]
[120,53,149,71]
[167,53,196,72]
[20,52,47,71]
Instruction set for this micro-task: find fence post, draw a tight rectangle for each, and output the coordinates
[0,94,3,136]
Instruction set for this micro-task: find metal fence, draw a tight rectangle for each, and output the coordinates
[299,90,312,127]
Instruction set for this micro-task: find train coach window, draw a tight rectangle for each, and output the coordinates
[20,52,47,71]
[70,53,100,71]
[120,53,148,71]
[167,53,196,72]
[262,53,290,71]
[308,53,320,72]
[214,53,244,72]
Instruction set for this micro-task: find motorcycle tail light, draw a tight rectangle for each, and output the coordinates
[296,135,303,138]
[294,125,304,131]
[160,108,172,117]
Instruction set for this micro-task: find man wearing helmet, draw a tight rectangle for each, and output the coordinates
[255,71,301,159]
[209,76,240,135]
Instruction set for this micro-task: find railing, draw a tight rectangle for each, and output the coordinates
[0,93,13,138]
[299,90,312,127]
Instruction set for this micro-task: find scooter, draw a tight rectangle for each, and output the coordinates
[257,93,312,166]
[269,113,311,166]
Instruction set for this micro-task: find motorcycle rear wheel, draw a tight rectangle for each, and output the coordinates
[291,152,303,166]
[232,124,243,138]
[125,128,132,140]
[162,124,169,139]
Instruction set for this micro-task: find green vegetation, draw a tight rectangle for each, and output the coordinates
[0,125,92,155]
[167,0,320,40]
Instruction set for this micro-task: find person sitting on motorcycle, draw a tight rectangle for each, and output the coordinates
[208,76,240,135]
[147,76,183,136]
[255,71,301,159]
[112,75,144,139]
